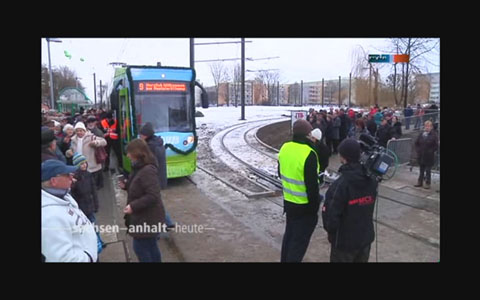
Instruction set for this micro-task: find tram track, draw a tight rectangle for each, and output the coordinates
[199,117,439,250]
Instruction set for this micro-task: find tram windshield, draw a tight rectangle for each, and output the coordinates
[134,81,193,133]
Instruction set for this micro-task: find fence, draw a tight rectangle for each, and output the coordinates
[400,110,440,132]
[386,138,412,166]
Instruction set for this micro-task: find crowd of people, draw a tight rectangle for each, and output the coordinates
[41,107,172,262]
[279,103,439,262]
[41,102,439,263]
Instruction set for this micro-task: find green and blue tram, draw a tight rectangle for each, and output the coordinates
[109,65,208,178]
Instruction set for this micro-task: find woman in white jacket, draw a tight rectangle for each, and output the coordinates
[41,159,98,262]
[66,122,107,187]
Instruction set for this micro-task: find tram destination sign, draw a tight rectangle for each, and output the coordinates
[135,81,187,93]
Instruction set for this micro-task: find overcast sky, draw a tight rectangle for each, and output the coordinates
[41,38,440,101]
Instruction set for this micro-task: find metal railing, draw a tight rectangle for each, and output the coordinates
[386,138,412,166]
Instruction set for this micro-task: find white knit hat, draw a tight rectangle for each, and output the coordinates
[74,121,86,131]
[311,128,322,141]
[63,124,74,133]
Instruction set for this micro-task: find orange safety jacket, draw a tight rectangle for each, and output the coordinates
[101,119,118,140]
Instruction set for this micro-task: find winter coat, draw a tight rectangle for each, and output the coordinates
[332,117,341,140]
[404,107,414,118]
[391,122,402,139]
[414,130,439,167]
[313,118,327,139]
[339,114,350,140]
[58,135,74,165]
[41,190,98,262]
[68,132,107,173]
[374,112,383,126]
[146,135,168,189]
[124,162,166,238]
[376,124,393,148]
[313,140,330,173]
[366,119,377,137]
[347,127,371,140]
[71,169,99,216]
[88,126,104,138]
[322,162,378,251]
[325,119,334,140]
[41,148,58,162]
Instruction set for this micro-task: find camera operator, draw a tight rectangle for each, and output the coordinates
[321,138,378,262]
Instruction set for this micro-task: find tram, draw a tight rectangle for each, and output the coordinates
[109,64,208,178]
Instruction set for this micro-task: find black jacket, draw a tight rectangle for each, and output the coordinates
[366,119,377,137]
[146,135,167,189]
[313,140,330,173]
[376,124,392,148]
[322,162,378,251]
[391,122,402,139]
[71,169,99,216]
[278,136,321,217]
[414,130,439,167]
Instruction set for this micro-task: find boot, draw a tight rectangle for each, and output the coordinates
[414,180,423,187]
[424,183,431,189]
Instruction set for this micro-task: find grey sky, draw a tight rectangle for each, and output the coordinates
[41,38,440,101]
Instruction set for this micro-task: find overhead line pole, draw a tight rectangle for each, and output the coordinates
[241,38,245,120]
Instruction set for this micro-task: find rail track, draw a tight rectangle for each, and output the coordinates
[207,119,440,249]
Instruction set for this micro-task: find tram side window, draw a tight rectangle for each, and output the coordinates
[120,95,128,149]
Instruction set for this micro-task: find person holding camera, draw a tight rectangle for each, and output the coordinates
[322,138,378,262]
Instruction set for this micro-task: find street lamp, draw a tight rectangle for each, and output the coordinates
[75,77,82,89]
[46,38,62,110]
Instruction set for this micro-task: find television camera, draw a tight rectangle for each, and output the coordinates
[358,133,396,182]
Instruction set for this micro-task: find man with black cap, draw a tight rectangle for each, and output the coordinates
[278,119,321,262]
[86,115,104,138]
[322,138,378,262]
[41,127,67,163]
[41,159,98,262]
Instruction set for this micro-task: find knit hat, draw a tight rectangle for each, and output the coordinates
[72,153,87,167]
[140,122,154,138]
[338,138,361,163]
[63,124,74,133]
[310,128,322,141]
[74,121,86,131]
[292,119,313,137]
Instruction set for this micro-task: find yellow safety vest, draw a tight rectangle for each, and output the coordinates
[278,141,320,204]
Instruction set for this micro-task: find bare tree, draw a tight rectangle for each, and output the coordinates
[231,63,241,107]
[42,64,84,104]
[209,62,230,106]
[350,45,385,107]
[386,38,440,107]
[255,70,280,105]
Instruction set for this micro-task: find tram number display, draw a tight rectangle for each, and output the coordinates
[136,81,187,93]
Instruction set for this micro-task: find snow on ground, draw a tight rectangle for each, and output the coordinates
[195,105,341,132]
[195,105,340,179]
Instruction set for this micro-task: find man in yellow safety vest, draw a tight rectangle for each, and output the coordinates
[278,119,321,262]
